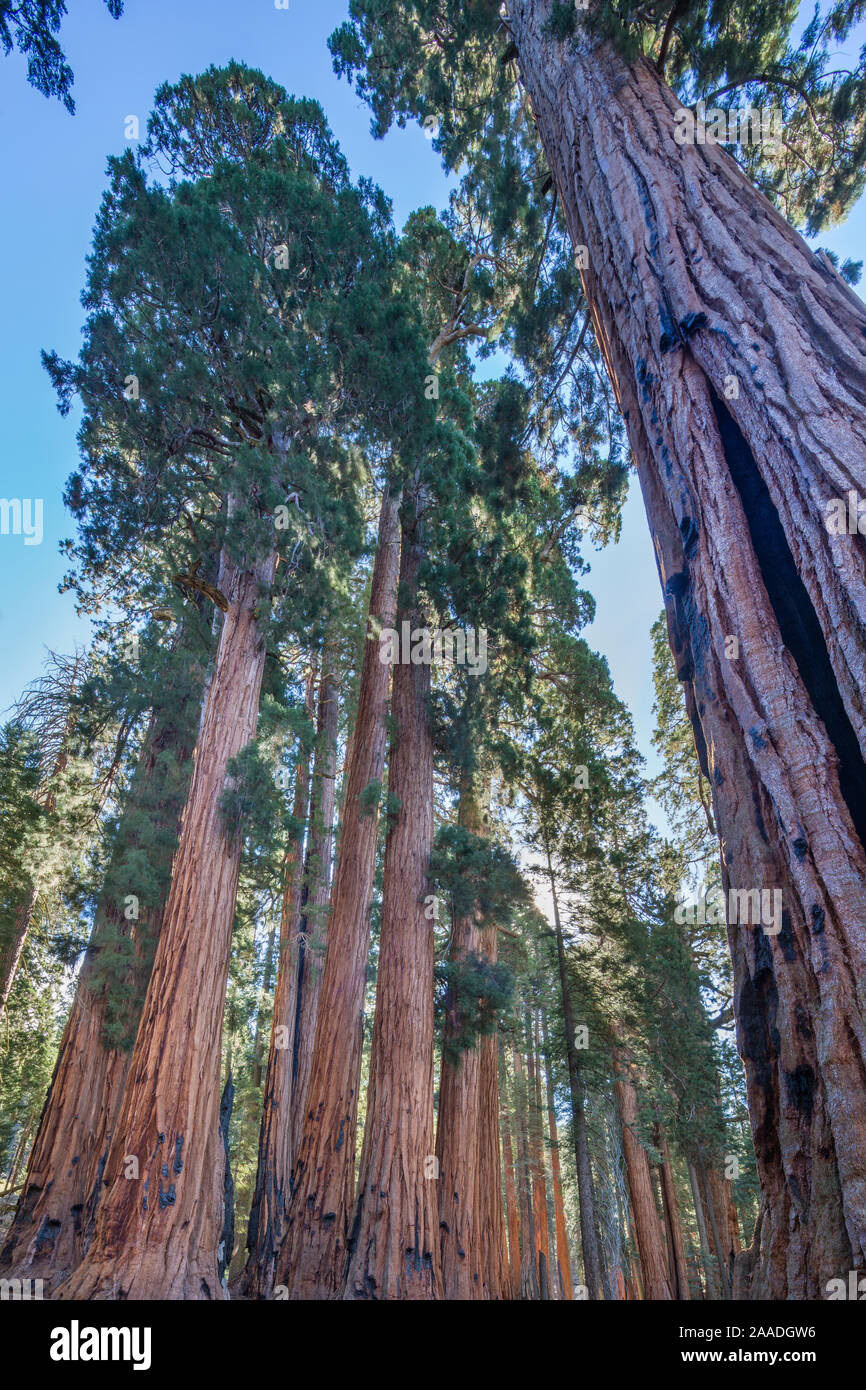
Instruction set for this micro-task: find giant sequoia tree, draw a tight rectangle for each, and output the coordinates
[48,65,434,1300]
[330,0,866,1296]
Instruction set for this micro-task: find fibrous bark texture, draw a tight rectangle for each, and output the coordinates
[510,0,866,1296]
[343,497,442,1300]
[613,1051,672,1300]
[58,544,276,1300]
[0,662,201,1290]
[278,489,400,1299]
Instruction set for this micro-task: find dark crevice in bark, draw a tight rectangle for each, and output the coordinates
[708,384,866,853]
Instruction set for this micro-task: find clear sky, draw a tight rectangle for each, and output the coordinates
[1,0,863,812]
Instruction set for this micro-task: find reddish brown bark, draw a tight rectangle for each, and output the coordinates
[0,678,200,1289]
[512,1043,538,1299]
[475,938,510,1300]
[527,1011,550,1298]
[276,488,400,1299]
[289,642,340,1169]
[343,496,442,1300]
[688,1159,720,1300]
[654,1126,690,1300]
[509,0,866,1296]
[435,781,484,1300]
[239,666,315,1300]
[499,1043,521,1297]
[613,1051,672,1300]
[59,544,277,1300]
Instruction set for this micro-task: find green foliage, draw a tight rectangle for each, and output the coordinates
[330,1,866,232]
[431,823,528,925]
[1,0,123,112]
[358,778,382,817]
[435,950,513,1064]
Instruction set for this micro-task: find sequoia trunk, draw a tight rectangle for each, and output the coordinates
[289,642,339,1168]
[240,666,315,1300]
[435,780,484,1300]
[277,488,400,1299]
[613,1050,672,1300]
[343,495,442,1300]
[58,544,276,1300]
[547,850,601,1298]
[0,652,202,1289]
[510,0,866,1296]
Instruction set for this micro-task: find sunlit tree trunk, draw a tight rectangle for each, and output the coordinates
[239,665,315,1300]
[289,641,340,1169]
[0,664,201,1289]
[343,495,442,1300]
[542,1011,573,1299]
[277,488,400,1299]
[436,778,484,1300]
[59,542,277,1300]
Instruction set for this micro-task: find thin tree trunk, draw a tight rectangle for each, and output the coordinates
[509,0,866,1296]
[343,495,442,1300]
[436,778,484,1300]
[512,1043,539,1299]
[0,887,39,1017]
[475,940,510,1300]
[613,1050,672,1300]
[699,1160,732,1299]
[542,1011,573,1300]
[688,1159,720,1299]
[240,665,315,1299]
[289,640,340,1169]
[546,847,601,1298]
[654,1125,690,1300]
[277,488,400,1299]
[499,1041,521,1298]
[527,1009,550,1299]
[59,543,277,1300]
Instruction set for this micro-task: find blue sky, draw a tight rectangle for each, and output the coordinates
[1,0,863,812]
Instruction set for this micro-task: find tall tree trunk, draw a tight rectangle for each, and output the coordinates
[688,1159,720,1299]
[654,1125,690,1300]
[343,495,442,1300]
[499,1041,521,1298]
[0,887,39,1017]
[240,665,315,1300]
[251,923,277,1093]
[512,1043,539,1299]
[0,653,202,1289]
[475,939,510,1300]
[546,848,602,1298]
[59,543,277,1300]
[277,488,400,1299]
[613,1050,672,1300]
[289,640,340,1169]
[699,1160,733,1299]
[527,1009,550,1299]
[542,1011,573,1300]
[509,0,866,1296]
[436,779,484,1300]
